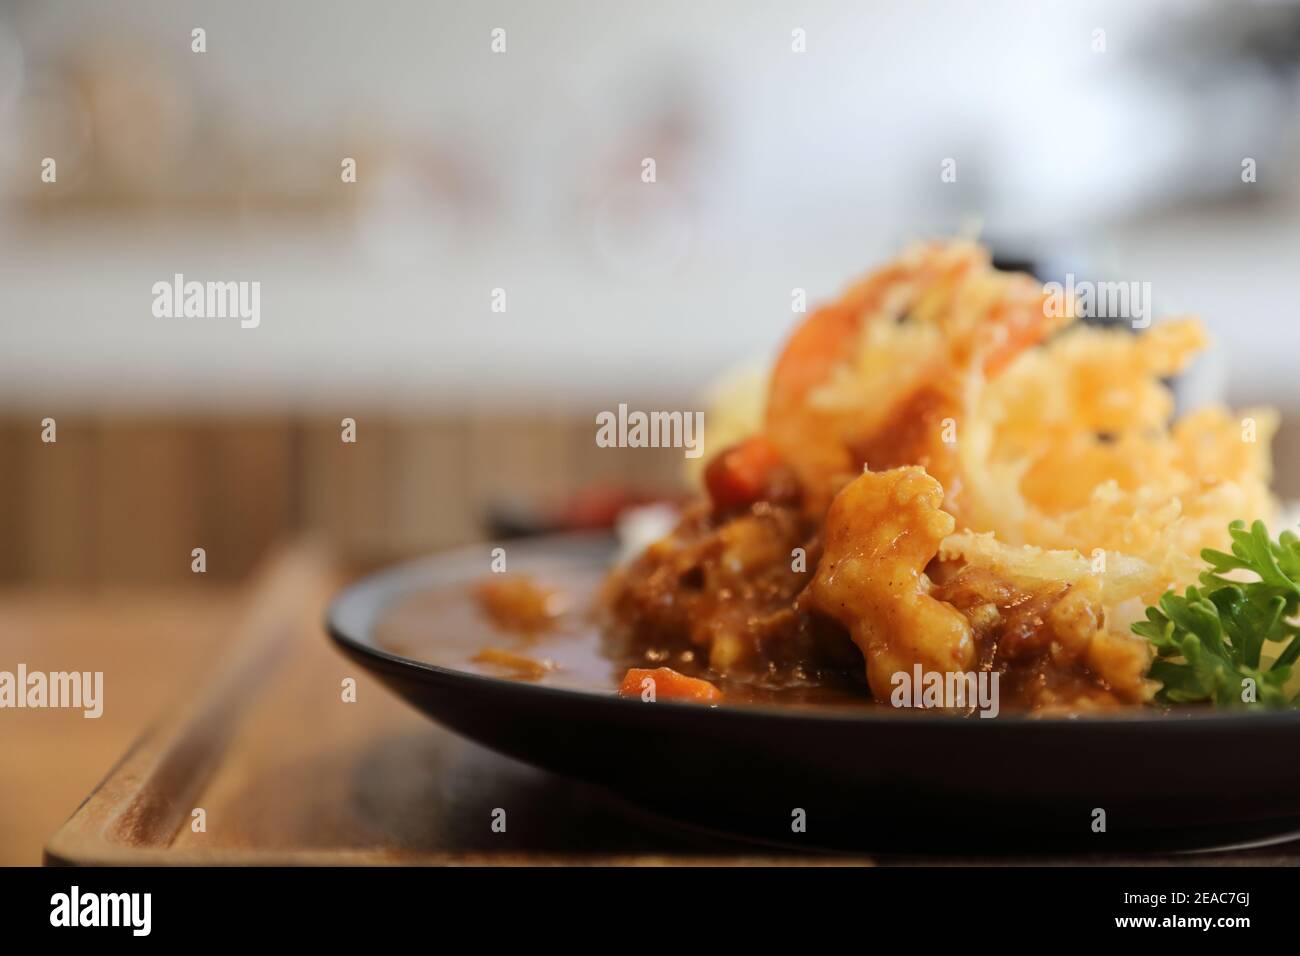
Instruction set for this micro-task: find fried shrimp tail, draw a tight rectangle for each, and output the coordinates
[764,241,1064,518]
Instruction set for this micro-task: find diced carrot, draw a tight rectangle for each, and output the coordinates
[704,435,787,511]
[618,667,723,703]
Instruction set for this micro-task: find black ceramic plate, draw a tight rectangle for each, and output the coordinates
[327,534,1300,853]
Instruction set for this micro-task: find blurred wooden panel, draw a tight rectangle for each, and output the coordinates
[566,404,692,492]
[26,419,99,586]
[386,418,477,553]
[0,411,691,587]
[94,422,206,587]
[0,421,27,581]
[300,415,398,560]
[1272,416,1300,500]
[0,405,1290,588]
[466,411,576,512]
[196,422,295,579]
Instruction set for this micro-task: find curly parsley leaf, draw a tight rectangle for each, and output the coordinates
[1132,520,1300,708]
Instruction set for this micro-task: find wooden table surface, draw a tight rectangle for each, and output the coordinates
[9,549,1300,867]
[22,549,806,865]
[0,587,238,865]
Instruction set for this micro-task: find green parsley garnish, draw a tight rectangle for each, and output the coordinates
[1132,520,1300,708]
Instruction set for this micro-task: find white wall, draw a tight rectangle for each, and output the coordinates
[2,0,1297,411]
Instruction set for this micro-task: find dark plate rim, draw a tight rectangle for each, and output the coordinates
[326,532,1300,733]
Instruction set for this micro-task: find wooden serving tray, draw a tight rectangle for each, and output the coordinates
[46,545,1300,866]
[44,546,835,865]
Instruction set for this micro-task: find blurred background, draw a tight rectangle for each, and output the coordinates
[3,0,1300,587]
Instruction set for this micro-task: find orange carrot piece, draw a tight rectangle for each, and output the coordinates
[618,667,723,703]
[704,435,786,511]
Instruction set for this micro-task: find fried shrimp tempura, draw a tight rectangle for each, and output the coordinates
[810,467,1154,710]
[957,318,1277,590]
[716,244,1277,595]
[765,240,1065,518]
[606,240,1275,713]
[808,467,974,700]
